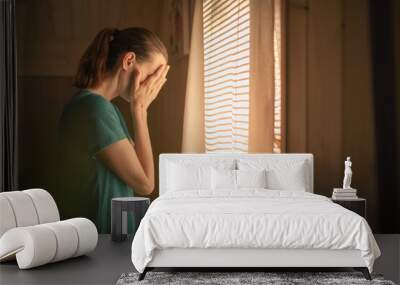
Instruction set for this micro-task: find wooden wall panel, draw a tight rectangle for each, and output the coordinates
[17,76,76,197]
[394,0,400,221]
[307,0,343,198]
[16,0,189,201]
[287,0,379,230]
[146,56,189,200]
[17,0,161,76]
[342,0,378,230]
[286,1,308,153]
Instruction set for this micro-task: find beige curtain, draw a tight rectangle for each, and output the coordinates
[249,0,285,153]
[181,0,205,153]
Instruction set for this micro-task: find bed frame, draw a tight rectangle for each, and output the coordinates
[138,153,371,280]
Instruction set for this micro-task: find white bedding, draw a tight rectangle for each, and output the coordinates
[131,189,380,273]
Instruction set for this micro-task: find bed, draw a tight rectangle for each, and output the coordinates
[131,153,380,280]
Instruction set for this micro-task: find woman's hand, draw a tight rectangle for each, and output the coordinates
[130,64,170,113]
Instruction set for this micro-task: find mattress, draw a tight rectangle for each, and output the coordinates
[131,189,380,273]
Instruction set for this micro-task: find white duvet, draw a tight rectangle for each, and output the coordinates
[131,189,380,273]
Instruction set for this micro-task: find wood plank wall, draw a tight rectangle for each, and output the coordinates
[342,0,378,231]
[287,0,379,230]
[394,0,400,231]
[16,0,189,201]
[16,0,399,231]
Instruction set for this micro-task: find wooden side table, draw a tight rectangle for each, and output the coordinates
[331,198,366,218]
[111,197,150,242]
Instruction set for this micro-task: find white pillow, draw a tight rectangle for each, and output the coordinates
[211,168,237,190]
[166,162,212,191]
[236,169,267,188]
[265,165,307,191]
[238,159,309,191]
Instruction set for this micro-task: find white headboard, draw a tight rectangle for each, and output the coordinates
[159,153,314,195]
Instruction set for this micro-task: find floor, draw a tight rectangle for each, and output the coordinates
[0,235,134,285]
[374,234,400,283]
[0,234,399,285]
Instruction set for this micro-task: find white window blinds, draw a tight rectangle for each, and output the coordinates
[203,0,250,153]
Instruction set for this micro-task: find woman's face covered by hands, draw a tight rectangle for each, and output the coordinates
[120,52,167,103]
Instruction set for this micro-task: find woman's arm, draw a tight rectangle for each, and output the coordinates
[96,109,154,195]
[97,138,153,195]
[131,107,154,194]
[97,65,169,195]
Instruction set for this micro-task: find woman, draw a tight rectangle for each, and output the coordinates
[57,27,169,233]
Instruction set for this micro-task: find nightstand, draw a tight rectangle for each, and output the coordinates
[111,197,150,242]
[331,198,366,218]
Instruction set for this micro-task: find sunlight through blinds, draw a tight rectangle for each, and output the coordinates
[203,0,250,153]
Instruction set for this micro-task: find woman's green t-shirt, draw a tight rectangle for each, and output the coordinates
[57,89,134,233]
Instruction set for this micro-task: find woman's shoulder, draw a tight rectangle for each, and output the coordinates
[68,90,116,116]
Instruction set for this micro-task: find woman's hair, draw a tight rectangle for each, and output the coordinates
[74,27,168,89]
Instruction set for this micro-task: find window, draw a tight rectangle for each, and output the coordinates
[203,0,282,153]
[203,0,250,152]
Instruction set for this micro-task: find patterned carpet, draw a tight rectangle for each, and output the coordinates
[116,271,396,285]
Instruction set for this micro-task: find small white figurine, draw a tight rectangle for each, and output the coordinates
[342,156,353,189]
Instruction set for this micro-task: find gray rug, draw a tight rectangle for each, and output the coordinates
[116,271,396,285]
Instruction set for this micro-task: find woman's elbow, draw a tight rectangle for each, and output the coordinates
[134,180,154,196]
[142,182,154,195]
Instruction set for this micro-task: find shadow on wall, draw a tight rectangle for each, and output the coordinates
[369,0,400,233]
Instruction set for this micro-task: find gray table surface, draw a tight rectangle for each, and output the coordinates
[0,234,399,285]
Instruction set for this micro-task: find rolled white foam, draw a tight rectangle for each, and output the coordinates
[65,218,98,257]
[42,221,78,262]
[23,189,60,223]
[1,192,39,227]
[0,195,17,238]
[0,227,23,262]
[0,226,57,269]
